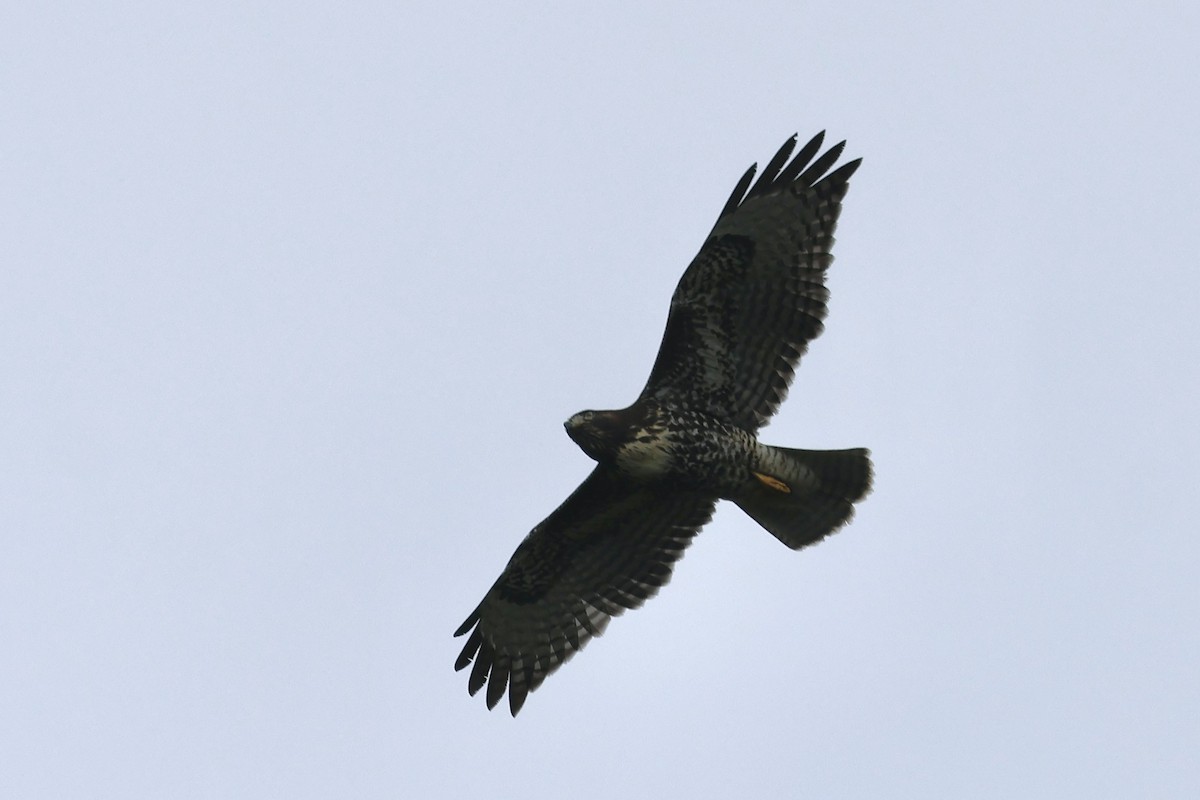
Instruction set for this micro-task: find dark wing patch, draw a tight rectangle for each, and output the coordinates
[641,132,861,431]
[454,467,716,716]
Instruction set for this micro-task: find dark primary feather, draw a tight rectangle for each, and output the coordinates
[642,133,861,431]
[453,467,716,716]
[774,132,825,187]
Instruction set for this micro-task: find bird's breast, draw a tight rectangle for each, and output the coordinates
[614,431,674,479]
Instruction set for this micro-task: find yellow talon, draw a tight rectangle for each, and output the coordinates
[753,471,791,493]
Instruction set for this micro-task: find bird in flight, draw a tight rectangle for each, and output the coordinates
[454,132,872,715]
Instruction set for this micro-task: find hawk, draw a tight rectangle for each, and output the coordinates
[454,132,872,715]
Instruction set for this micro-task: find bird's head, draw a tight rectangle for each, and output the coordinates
[565,409,627,462]
[565,410,603,459]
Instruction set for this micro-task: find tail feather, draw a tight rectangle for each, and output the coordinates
[733,446,872,550]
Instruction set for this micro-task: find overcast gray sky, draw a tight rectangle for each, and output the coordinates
[4,2,1198,797]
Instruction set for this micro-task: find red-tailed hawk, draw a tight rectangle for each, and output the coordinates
[455,132,872,715]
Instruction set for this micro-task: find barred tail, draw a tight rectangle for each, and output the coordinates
[733,446,872,550]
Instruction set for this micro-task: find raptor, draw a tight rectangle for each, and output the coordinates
[454,132,872,715]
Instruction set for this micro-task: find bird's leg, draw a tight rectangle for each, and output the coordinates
[752,471,791,493]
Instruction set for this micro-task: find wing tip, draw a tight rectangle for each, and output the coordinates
[713,130,858,224]
[453,604,481,638]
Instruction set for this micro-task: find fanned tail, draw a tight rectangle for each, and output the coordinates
[734,447,872,550]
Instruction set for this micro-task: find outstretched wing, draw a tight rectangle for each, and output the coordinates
[453,468,716,716]
[640,132,861,431]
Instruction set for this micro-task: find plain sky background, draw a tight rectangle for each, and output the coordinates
[4,2,1198,797]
